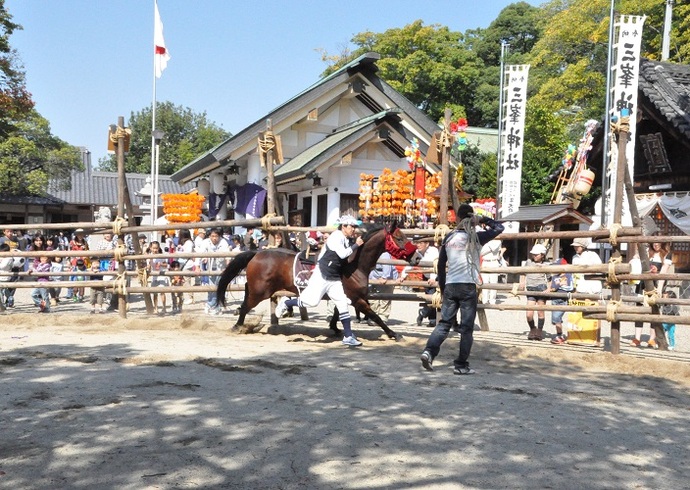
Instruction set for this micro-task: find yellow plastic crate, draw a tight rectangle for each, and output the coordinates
[564,299,600,346]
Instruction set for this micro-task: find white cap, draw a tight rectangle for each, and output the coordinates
[530,244,547,255]
[571,238,590,248]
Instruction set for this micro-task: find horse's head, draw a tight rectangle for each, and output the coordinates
[384,221,422,265]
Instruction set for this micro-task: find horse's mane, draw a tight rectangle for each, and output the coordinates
[359,223,384,242]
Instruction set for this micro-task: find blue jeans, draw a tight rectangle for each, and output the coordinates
[206,274,219,308]
[551,297,567,324]
[423,283,477,369]
[31,287,50,310]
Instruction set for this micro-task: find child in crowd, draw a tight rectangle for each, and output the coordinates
[0,243,14,307]
[30,254,52,312]
[147,240,170,315]
[549,266,574,345]
[169,260,185,314]
[71,258,88,301]
[89,258,105,314]
[520,243,548,340]
[661,290,679,351]
[49,256,65,306]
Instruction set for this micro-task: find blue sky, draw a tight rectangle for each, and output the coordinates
[7,0,535,166]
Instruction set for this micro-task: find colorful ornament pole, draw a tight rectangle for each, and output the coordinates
[414,166,426,199]
[405,137,427,200]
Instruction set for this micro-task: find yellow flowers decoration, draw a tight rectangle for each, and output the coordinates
[161,193,205,223]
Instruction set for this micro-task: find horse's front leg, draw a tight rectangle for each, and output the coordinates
[355,299,401,341]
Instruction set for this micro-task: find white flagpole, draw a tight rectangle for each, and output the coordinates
[150,0,159,233]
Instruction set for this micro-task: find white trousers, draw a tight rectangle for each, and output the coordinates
[300,268,350,314]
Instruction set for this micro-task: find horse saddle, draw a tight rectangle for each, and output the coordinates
[293,250,317,289]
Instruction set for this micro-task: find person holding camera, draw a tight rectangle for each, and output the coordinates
[0,243,16,307]
[420,204,504,375]
[0,229,23,308]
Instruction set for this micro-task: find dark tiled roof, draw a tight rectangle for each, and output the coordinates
[502,204,593,225]
[47,170,194,207]
[639,59,690,140]
[0,194,65,205]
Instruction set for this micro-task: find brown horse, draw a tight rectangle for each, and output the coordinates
[216,221,421,340]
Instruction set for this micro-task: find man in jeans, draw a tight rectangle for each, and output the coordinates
[420,204,504,375]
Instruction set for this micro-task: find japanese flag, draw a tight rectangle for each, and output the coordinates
[154,1,170,78]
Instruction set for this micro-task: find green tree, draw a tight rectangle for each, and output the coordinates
[0,3,80,196]
[0,110,81,195]
[476,152,499,199]
[469,1,543,66]
[0,0,34,136]
[339,21,484,124]
[466,2,543,127]
[521,102,568,205]
[528,0,675,130]
[452,144,494,199]
[98,101,230,174]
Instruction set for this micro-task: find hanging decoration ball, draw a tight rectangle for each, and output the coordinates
[450,117,468,151]
[404,137,424,171]
[562,144,577,169]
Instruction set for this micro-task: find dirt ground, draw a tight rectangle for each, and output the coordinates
[1,288,689,489]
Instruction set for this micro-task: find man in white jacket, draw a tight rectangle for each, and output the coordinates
[196,228,230,315]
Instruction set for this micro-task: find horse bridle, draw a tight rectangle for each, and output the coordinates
[384,232,418,261]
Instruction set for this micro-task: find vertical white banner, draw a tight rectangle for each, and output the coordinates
[499,65,530,231]
[605,15,646,226]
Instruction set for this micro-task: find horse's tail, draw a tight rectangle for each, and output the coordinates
[216,251,258,307]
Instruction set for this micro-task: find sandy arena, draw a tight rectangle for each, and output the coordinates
[1,287,689,489]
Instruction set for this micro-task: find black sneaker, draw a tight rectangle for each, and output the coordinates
[453,366,476,375]
[420,351,433,371]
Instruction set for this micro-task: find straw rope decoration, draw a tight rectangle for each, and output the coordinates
[433,224,451,245]
[606,300,621,322]
[607,255,622,284]
[608,223,622,246]
[112,273,128,296]
[261,213,277,230]
[643,289,659,306]
[111,216,126,236]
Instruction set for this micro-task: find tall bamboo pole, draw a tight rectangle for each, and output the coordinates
[439,108,452,226]
[609,116,627,353]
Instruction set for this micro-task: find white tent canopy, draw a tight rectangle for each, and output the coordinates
[590,194,690,235]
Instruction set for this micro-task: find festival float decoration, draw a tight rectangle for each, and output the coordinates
[450,118,468,152]
[449,117,471,201]
[471,198,497,218]
[161,193,205,223]
[552,120,598,209]
[358,166,442,226]
[362,135,439,224]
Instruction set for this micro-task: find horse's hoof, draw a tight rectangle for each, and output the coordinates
[392,333,404,342]
[230,324,242,333]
